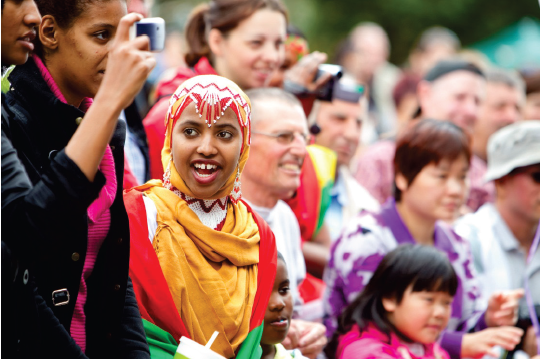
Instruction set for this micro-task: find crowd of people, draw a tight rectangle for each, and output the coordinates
[1,0,539,359]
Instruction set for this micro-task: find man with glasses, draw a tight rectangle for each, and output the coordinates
[242,88,327,359]
[455,121,540,357]
[243,88,308,308]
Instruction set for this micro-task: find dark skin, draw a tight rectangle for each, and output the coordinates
[261,258,293,359]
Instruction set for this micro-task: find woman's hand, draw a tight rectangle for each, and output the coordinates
[65,12,155,181]
[284,51,332,93]
[282,319,327,359]
[485,289,524,327]
[461,327,524,358]
[94,12,157,112]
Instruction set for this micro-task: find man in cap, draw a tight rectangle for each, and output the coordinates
[355,59,487,212]
[310,77,379,242]
[455,121,540,357]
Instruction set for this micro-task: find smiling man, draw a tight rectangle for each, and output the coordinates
[243,88,308,307]
[243,87,327,359]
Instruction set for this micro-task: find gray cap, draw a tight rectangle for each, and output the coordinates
[485,120,540,182]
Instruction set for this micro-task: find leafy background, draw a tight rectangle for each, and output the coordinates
[152,0,540,67]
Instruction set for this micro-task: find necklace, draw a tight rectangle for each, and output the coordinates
[175,190,228,230]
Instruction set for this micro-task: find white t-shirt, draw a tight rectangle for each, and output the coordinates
[247,200,307,311]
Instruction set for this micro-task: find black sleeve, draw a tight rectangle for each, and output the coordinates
[1,124,105,262]
[113,276,151,359]
[1,126,32,212]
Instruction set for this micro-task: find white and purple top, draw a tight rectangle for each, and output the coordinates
[323,199,487,359]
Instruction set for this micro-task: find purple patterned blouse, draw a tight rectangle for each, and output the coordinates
[323,199,487,359]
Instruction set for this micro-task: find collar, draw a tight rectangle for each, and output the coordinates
[380,198,458,257]
[480,203,522,252]
[176,190,228,230]
[7,57,86,154]
[331,167,348,206]
[194,57,218,75]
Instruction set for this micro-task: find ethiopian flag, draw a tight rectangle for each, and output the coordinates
[124,190,277,359]
[286,144,337,243]
[286,144,336,304]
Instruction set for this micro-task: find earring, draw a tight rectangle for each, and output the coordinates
[230,167,241,204]
[163,158,173,190]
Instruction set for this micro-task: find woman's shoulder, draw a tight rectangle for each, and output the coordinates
[434,220,472,258]
[332,209,396,260]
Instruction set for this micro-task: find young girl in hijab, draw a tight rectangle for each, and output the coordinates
[124,74,277,359]
[326,244,456,359]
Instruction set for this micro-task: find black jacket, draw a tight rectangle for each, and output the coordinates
[2,58,149,358]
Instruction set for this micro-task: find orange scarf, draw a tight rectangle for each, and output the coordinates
[140,75,259,358]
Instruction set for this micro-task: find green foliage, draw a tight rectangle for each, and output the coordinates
[283,0,540,65]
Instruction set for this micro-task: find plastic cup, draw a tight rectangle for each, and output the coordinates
[173,336,226,359]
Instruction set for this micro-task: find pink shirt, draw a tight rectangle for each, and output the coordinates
[337,324,450,359]
[33,55,117,353]
[354,140,396,205]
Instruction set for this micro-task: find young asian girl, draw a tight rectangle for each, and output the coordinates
[325,244,458,359]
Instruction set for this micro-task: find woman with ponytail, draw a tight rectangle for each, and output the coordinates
[144,0,287,180]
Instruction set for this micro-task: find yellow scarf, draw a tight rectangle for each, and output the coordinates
[141,75,259,358]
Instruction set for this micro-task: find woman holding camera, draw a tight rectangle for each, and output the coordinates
[144,0,288,180]
[2,0,155,357]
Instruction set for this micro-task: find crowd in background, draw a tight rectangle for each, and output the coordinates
[2,0,540,359]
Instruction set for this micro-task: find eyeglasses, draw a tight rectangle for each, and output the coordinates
[252,130,310,145]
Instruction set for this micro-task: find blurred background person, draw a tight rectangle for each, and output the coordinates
[472,68,525,164]
[310,79,379,243]
[338,22,402,140]
[524,71,540,120]
[466,68,525,209]
[390,72,422,135]
[408,26,461,77]
[455,120,540,358]
[355,59,487,214]
[349,72,420,197]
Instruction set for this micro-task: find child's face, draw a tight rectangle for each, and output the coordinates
[383,285,453,344]
[261,259,293,345]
